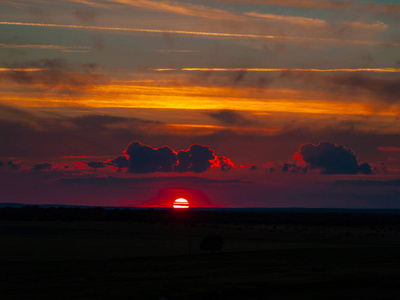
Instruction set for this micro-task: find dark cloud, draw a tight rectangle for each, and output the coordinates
[122,141,224,173]
[295,142,371,174]
[282,163,307,173]
[359,162,372,175]
[2,105,399,167]
[32,163,53,171]
[85,161,106,169]
[59,176,245,186]
[6,161,21,171]
[327,74,400,103]
[71,114,161,130]
[331,179,400,187]
[0,105,168,158]
[280,71,400,103]
[0,104,40,122]
[108,155,129,169]
[74,9,97,22]
[124,141,177,173]
[92,36,104,51]
[208,110,252,126]
[216,156,236,171]
[176,144,216,173]
[0,161,3,167]
[1,59,105,93]
[232,70,247,84]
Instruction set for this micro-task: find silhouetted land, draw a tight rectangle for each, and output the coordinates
[2,205,400,299]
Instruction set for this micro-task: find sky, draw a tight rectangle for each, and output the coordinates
[0,0,399,208]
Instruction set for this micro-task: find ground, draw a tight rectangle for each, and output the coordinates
[2,210,400,299]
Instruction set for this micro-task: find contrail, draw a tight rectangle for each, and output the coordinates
[1,21,399,46]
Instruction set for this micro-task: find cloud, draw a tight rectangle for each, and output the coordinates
[245,11,327,28]
[74,9,98,22]
[378,147,400,152]
[3,21,398,47]
[280,71,400,104]
[331,179,400,187]
[84,161,106,169]
[0,43,90,52]
[0,59,105,93]
[176,144,216,173]
[152,67,400,73]
[0,105,169,158]
[294,142,372,174]
[213,0,400,15]
[124,141,177,173]
[105,0,240,20]
[122,141,231,173]
[214,156,237,171]
[208,110,252,126]
[32,163,53,171]
[71,114,161,129]
[282,162,307,173]
[326,74,400,104]
[107,155,129,169]
[246,11,387,33]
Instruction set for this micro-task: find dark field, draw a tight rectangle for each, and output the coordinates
[2,207,400,299]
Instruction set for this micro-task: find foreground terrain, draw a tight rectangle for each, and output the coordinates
[1,207,400,299]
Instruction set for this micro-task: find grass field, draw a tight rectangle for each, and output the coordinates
[2,212,400,299]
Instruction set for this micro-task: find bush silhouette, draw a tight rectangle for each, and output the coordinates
[199,235,224,252]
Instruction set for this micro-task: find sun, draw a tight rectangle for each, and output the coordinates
[173,198,189,209]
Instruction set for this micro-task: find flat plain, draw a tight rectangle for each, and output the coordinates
[2,208,400,299]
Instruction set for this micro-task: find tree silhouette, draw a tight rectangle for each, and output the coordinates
[199,235,224,252]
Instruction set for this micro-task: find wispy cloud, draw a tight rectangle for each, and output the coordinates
[152,50,197,53]
[0,68,47,72]
[0,59,105,93]
[108,0,240,20]
[1,21,398,47]
[246,11,327,27]
[150,67,400,73]
[212,0,400,15]
[0,43,90,52]
[378,147,400,152]
[211,0,350,9]
[246,12,388,32]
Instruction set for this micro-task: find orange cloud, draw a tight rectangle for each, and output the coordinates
[245,11,327,27]
[2,81,398,118]
[212,0,349,9]
[152,67,400,73]
[246,12,387,32]
[108,0,241,20]
[0,68,47,72]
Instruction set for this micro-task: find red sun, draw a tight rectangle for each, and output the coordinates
[173,198,189,209]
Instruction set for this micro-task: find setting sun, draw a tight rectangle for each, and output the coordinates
[173,198,189,209]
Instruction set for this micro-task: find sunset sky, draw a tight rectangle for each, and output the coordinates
[1,0,399,208]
